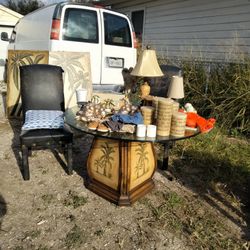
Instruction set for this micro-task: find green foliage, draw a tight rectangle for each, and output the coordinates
[127,77,144,106]
[159,57,250,135]
[173,128,250,191]
[4,0,44,15]
[182,60,250,134]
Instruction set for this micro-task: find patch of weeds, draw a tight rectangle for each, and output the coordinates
[138,197,151,206]
[41,169,48,175]
[164,192,183,209]
[37,245,50,250]
[186,213,242,249]
[94,229,104,236]
[41,194,55,205]
[64,225,86,248]
[63,190,87,208]
[4,153,10,160]
[23,229,41,240]
[66,214,76,222]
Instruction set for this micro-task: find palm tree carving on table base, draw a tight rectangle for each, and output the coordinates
[94,142,115,179]
[135,143,149,179]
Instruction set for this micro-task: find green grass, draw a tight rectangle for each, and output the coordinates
[63,190,87,208]
[145,190,244,249]
[41,194,55,205]
[149,127,249,249]
[172,128,250,195]
[64,225,86,248]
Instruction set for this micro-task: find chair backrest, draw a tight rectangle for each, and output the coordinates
[20,64,65,117]
[149,64,182,97]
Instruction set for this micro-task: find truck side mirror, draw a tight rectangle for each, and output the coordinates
[1,32,9,42]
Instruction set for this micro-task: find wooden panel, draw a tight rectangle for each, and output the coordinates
[49,52,92,108]
[7,50,49,117]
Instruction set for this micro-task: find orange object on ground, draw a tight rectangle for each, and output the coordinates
[185,112,216,133]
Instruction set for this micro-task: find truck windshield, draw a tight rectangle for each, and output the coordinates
[104,13,132,47]
[62,8,98,43]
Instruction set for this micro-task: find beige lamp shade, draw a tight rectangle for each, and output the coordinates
[167,75,184,99]
[131,49,164,77]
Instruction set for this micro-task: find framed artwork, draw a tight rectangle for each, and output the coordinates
[7,50,92,117]
[49,51,92,108]
[7,50,49,117]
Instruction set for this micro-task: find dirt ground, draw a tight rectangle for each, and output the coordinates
[0,118,249,250]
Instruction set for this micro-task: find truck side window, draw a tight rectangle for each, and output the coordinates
[62,8,98,43]
[104,13,132,47]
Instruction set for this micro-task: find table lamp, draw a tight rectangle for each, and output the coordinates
[131,46,163,97]
[167,75,184,101]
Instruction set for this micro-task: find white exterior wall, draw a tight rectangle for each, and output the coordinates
[106,0,250,62]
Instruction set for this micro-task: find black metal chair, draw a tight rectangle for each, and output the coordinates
[19,64,73,180]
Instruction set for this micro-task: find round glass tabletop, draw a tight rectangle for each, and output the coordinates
[65,107,200,143]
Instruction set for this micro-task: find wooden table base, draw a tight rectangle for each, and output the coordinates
[85,138,156,206]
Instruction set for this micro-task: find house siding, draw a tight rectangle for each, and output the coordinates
[104,0,250,61]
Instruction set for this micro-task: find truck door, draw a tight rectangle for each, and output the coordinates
[100,9,137,86]
[59,6,102,85]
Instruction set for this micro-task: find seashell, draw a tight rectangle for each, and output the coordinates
[101,111,106,117]
[121,110,128,115]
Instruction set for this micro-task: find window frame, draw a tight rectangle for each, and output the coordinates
[62,8,99,44]
[104,12,132,47]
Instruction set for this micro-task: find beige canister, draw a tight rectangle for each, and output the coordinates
[170,112,187,137]
[141,106,155,125]
[152,96,164,119]
[172,101,179,113]
[156,98,173,136]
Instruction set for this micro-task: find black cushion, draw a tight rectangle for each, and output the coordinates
[20,64,65,117]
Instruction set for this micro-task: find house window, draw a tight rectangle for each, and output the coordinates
[131,10,144,45]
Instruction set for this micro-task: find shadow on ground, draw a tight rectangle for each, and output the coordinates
[160,146,250,241]
[8,119,93,183]
[0,194,7,231]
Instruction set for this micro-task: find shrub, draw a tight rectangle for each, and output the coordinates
[159,57,250,135]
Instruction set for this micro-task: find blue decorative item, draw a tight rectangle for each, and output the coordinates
[111,111,143,125]
[22,110,64,131]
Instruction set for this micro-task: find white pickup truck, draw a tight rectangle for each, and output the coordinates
[7,2,137,91]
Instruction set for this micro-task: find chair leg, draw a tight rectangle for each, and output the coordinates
[21,145,30,180]
[67,143,73,175]
[28,147,32,157]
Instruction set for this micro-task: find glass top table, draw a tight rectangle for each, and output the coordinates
[65,106,199,143]
[64,107,200,206]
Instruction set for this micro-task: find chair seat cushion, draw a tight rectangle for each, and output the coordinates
[20,128,73,146]
[22,110,64,131]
